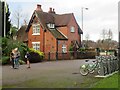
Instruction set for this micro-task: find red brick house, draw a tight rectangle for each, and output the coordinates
[26,4,83,60]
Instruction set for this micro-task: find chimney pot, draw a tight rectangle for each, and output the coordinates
[48,7,52,13]
[36,4,43,11]
[53,8,55,14]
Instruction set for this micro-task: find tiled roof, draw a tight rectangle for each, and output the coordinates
[54,13,73,27]
[17,25,28,42]
[35,11,68,40]
[49,28,68,40]
[26,10,83,40]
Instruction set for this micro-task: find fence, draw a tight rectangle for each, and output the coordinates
[44,51,96,61]
[96,55,119,76]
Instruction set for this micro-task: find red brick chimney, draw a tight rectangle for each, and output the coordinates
[48,7,52,13]
[48,7,56,14]
[36,4,43,11]
[53,8,56,14]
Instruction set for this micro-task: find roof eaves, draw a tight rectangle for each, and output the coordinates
[49,28,68,40]
[56,28,68,39]
[34,11,47,31]
[26,11,36,32]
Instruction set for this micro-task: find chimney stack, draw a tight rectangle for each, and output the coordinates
[48,7,56,14]
[53,8,56,14]
[36,4,43,11]
[48,7,52,13]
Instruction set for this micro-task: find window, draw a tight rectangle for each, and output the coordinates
[32,42,40,50]
[47,23,55,29]
[32,24,40,35]
[62,44,67,53]
[70,26,75,32]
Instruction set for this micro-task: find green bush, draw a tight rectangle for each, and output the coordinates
[19,60,26,65]
[28,48,44,63]
[79,47,86,52]
[2,56,10,65]
[29,48,44,57]
[1,37,29,61]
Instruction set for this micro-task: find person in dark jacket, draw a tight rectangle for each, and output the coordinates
[10,49,14,68]
[25,52,31,68]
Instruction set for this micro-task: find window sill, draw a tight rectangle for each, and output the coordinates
[32,33,40,35]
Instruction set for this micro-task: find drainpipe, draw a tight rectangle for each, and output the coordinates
[56,39,58,60]
[43,29,46,52]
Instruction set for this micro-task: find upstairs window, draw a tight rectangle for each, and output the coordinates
[70,26,75,33]
[62,44,67,53]
[47,23,55,29]
[32,24,40,35]
[32,42,40,50]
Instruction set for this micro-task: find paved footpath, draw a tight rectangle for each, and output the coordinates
[2,59,97,88]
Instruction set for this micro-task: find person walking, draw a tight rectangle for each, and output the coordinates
[10,49,15,68]
[14,48,20,69]
[25,52,31,68]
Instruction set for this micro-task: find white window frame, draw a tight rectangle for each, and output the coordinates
[62,44,67,53]
[70,26,75,33]
[32,42,40,50]
[47,23,55,29]
[32,24,40,35]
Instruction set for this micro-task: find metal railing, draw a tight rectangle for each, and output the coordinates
[44,51,96,60]
[95,55,119,76]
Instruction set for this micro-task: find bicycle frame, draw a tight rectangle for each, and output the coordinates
[86,60,100,73]
[80,59,101,76]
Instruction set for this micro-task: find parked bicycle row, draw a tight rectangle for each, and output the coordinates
[79,55,119,76]
[96,55,119,76]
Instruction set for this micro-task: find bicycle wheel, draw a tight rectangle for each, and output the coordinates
[89,70,95,74]
[88,65,95,74]
[79,65,89,76]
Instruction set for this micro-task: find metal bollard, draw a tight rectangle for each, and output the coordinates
[107,56,112,74]
[103,56,108,75]
[99,56,106,76]
[110,56,114,73]
[112,55,116,72]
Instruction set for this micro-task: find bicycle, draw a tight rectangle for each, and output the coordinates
[79,56,105,76]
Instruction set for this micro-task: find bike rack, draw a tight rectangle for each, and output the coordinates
[95,55,118,78]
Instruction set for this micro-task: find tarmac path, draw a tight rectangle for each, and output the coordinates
[2,59,98,88]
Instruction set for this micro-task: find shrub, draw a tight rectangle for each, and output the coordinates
[2,56,10,65]
[29,48,44,57]
[79,47,86,52]
[28,48,44,63]
[1,36,29,61]
[19,60,26,65]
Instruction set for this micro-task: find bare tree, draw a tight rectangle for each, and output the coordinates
[13,7,22,29]
[98,29,115,50]
[107,29,113,40]
[83,33,90,49]
[21,13,29,26]
[101,29,107,40]
[85,33,90,41]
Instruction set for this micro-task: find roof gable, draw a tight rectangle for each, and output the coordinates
[17,25,28,42]
[26,9,82,40]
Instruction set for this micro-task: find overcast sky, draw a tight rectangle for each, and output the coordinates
[6,0,119,42]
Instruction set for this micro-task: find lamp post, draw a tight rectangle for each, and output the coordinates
[81,7,88,46]
[118,2,120,67]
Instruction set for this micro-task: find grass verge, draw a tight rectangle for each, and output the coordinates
[92,72,119,88]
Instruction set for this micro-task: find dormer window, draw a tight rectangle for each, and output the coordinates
[70,26,75,33]
[32,24,40,35]
[47,23,55,29]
